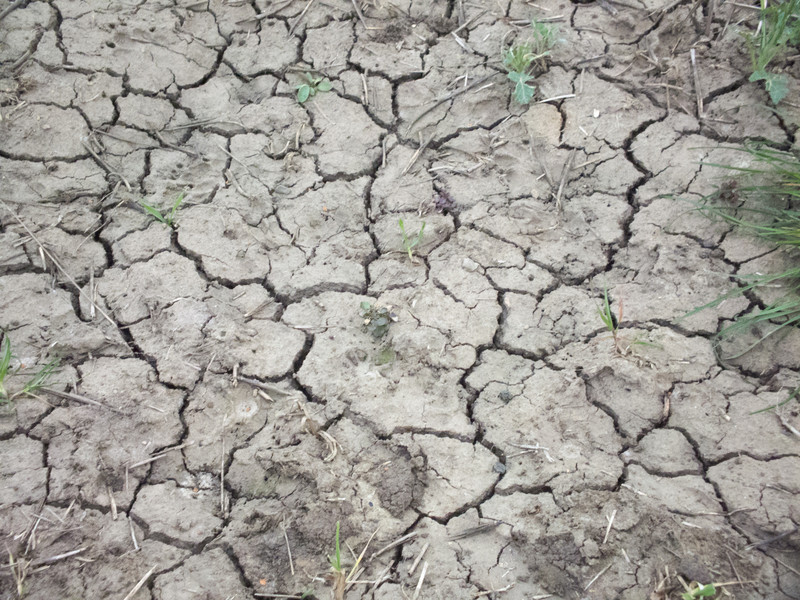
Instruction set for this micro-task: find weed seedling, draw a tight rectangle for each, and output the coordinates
[502,19,559,105]
[328,521,346,600]
[296,72,332,104]
[141,192,184,228]
[596,287,659,358]
[0,330,60,405]
[398,218,425,262]
[530,19,560,60]
[0,332,11,402]
[503,42,537,105]
[681,581,717,599]
[360,301,397,339]
[743,0,800,104]
[325,521,377,600]
[20,357,60,398]
[597,286,622,346]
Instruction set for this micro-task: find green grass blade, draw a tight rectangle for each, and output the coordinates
[751,384,800,414]
[141,201,168,225]
[596,287,618,334]
[717,308,800,360]
[329,521,342,571]
[168,192,185,225]
[0,333,11,401]
[19,357,60,398]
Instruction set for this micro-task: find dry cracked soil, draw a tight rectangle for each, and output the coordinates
[1,0,799,598]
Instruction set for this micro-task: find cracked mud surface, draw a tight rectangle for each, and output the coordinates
[1,0,799,598]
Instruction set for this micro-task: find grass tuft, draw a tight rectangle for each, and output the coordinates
[691,145,800,357]
[502,19,559,105]
[141,192,184,228]
[742,0,800,104]
[0,331,11,402]
[398,219,426,262]
[328,521,345,600]
[691,143,800,410]
[0,330,60,405]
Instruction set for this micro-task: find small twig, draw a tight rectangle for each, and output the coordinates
[704,0,715,38]
[108,486,118,521]
[583,563,612,591]
[401,133,432,176]
[408,542,429,576]
[777,413,800,438]
[405,74,496,134]
[690,48,704,117]
[538,93,576,103]
[163,117,243,131]
[235,375,298,399]
[216,143,258,180]
[412,561,428,600]
[725,550,743,587]
[554,149,577,212]
[0,0,26,23]
[448,522,502,541]
[154,131,199,157]
[30,547,86,567]
[452,9,486,34]
[129,517,140,551]
[220,437,227,515]
[602,510,617,545]
[121,565,157,600]
[350,0,367,29]
[531,140,554,187]
[80,141,132,191]
[572,153,616,170]
[745,526,798,550]
[451,31,475,53]
[281,518,295,576]
[507,441,555,462]
[371,531,418,559]
[346,527,380,583]
[473,583,515,598]
[42,387,124,414]
[225,168,252,200]
[127,441,195,469]
[773,556,800,578]
[287,0,315,36]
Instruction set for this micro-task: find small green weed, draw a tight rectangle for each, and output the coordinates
[398,218,425,262]
[681,581,717,599]
[21,357,60,398]
[743,0,800,104]
[596,287,659,356]
[502,20,559,105]
[141,192,184,228]
[751,384,799,414]
[328,521,345,600]
[360,301,397,339]
[530,19,560,61]
[0,331,60,404]
[375,346,396,365]
[325,521,375,600]
[296,72,332,104]
[0,332,11,402]
[597,286,621,341]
